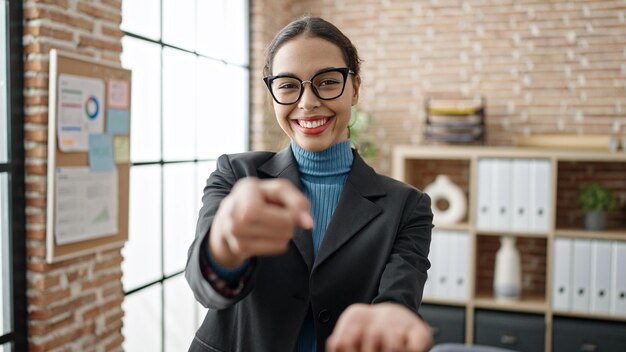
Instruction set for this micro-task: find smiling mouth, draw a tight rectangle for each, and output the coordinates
[296,117,330,128]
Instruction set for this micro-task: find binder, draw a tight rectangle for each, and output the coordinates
[610,241,626,316]
[552,237,573,311]
[529,159,551,233]
[434,230,452,299]
[491,159,512,231]
[451,231,470,301]
[590,240,612,314]
[571,239,592,312]
[476,159,493,230]
[511,159,530,232]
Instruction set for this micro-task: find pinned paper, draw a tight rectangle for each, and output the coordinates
[108,79,129,109]
[113,135,130,163]
[88,134,115,171]
[55,167,118,244]
[107,109,130,134]
[57,74,105,152]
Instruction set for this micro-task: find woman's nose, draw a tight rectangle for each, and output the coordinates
[298,82,320,110]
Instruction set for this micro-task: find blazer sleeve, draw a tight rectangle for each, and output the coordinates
[185,154,257,309]
[371,189,433,315]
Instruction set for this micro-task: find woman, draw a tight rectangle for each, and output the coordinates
[185,16,433,352]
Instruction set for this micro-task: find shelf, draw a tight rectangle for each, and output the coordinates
[422,297,467,307]
[433,222,471,232]
[552,309,626,323]
[474,294,547,314]
[393,145,626,352]
[394,145,626,161]
[476,229,549,238]
[555,228,626,241]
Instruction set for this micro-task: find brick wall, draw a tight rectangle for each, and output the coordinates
[250,0,295,151]
[23,0,124,350]
[251,0,626,175]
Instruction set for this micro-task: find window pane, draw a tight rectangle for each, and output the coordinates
[120,0,160,41]
[163,163,196,275]
[163,48,196,161]
[213,64,247,155]
[224,0,249,66]
[0,0,7,164]
[196,57,226,159]
[0,173,10,335]
[121,37,162,163]
[164,274,196,351]
[123,284,162,351]
[195,0,225,59]
[122,165,162,292]
[162,0,195,51]
[197,61,247,156]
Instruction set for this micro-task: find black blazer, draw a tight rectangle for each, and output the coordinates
[185,147,433,352]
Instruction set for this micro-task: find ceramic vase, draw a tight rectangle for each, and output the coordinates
[493,236,521,300]
[423,174,467,226]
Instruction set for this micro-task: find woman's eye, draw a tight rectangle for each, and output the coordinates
[278,83,298,90]
[318,79,340,87]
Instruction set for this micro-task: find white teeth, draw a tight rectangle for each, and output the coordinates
[298,118,328,128]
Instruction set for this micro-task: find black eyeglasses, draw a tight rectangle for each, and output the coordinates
[263,67,354,105]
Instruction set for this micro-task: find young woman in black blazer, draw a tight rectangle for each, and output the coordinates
[186,16,433,352]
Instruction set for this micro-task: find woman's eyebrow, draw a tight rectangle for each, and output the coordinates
[273,71,297,77]
[273,67,341,78]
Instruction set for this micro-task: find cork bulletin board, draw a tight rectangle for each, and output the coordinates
[46,49,131,263]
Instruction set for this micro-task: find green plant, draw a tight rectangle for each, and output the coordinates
[349,106,378,159]
[576,183,618,212]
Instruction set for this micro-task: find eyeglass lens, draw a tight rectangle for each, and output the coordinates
[271,70,346,104]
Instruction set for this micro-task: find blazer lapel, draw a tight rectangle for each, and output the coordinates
[258,147,314,272]
[313,153,385,271]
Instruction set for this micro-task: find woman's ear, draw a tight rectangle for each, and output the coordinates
[351,75,361,106]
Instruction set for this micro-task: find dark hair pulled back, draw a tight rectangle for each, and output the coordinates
[263,16,362,77]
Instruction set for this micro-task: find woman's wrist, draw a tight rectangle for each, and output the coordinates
[208,225,247,268]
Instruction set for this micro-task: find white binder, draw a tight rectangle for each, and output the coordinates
[451,231,470,301]
[571,239,592,312]
[611,241,626,316]
[590,240,612,314]
[491,159,512,231]
[434,230,452,299]
[476,159,493,230]
[529,159,551,233]
[552,237,572,311]
[511,159,530,232]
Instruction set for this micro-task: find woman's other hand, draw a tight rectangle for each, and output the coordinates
[326,303,433,352]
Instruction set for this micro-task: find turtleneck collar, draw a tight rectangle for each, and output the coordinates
[290,140,354,177]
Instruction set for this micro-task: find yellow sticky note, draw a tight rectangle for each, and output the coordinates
[113,135,130,163]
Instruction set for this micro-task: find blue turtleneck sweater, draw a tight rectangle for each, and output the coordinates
[291,140,353,352]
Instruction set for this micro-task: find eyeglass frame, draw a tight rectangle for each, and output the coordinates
[263,67,355,105]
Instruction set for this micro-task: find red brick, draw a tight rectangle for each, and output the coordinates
[24,76,48,89]
[30,274,61,291]
[25,94,49,106]
[25,113,48,123]
[30,288,72,306]
[26,164,47,176]
[78,35,123,52]
[25,145,48,158]
[25,129,48,143]
[77,2,122,23]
